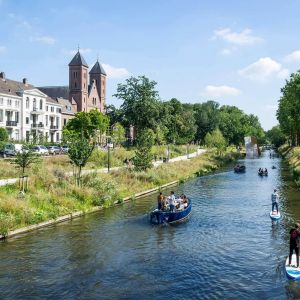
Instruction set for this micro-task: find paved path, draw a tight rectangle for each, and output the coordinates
[0,149,207,186]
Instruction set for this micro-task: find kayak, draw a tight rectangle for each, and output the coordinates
[285,255,300,280]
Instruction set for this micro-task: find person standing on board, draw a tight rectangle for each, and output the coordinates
[289,224,300,267]
[271,189,279,214]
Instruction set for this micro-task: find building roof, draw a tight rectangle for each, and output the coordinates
[89,60,107,76]
[68,51,88,67]
[46,96,62,107]
[38,86,69,99]
[0,78,36,97]
[56,97,75,115]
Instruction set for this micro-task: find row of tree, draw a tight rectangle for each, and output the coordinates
[108,76,265,147]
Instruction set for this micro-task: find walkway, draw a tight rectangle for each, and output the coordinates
[0,149,206,186]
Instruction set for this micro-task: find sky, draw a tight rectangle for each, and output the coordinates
[1,0,300,130]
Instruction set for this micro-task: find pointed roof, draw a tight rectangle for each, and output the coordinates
[89,60,107,76]
[68,51,88,67]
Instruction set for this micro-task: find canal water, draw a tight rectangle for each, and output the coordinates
[1,152,300,299]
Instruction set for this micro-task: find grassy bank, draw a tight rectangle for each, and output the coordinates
[0,144,198,180]
[0,148,239,236]
[278,144,300,186]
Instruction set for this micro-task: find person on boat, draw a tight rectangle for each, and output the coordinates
[271,189,279,214]
[264,168,268,175]
[289,224,300,267]
[157,192,164,210]
[168,191,176,212]
[182,195,188,207]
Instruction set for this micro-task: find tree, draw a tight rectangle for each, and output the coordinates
[277,71,300,145]
[204,129,227,150]
[193,101,220,143]
[11,144,40,177]
[133,129,155,171]
[0,128,8,153]
[67,133,95,185]
[113,76,161,131]
[64,110,109,142]
[266,125,286,148]
[111,122,126,147]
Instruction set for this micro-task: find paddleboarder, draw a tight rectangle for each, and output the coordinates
[289,224,300,267]
[271,189,279,214]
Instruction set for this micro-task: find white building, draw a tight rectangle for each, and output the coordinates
[0,72,62,143]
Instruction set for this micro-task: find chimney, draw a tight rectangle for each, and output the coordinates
[23,78,28,85]
[0,72,5,81]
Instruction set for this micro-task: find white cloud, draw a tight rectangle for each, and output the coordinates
[238,57,289,81]
[102,63,130,79]
[212,28,263,46]
[0,46,6,53]
[30,36,56,45]
[220,48,232,55]
[203,85,241,98]
[284,50,300,63]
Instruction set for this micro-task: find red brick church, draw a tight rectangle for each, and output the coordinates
[39,50,106,114]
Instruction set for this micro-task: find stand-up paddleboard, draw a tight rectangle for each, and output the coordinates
[269,211,281,220]
[286,255,300,280]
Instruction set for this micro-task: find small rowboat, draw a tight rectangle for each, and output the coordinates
[234,165,246,173]
[269,211,281,220]
[285,255,300,280]
[150,199,192,225]
[258,171,268,176]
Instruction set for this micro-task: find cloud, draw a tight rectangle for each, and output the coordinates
[238,57,289,81]
[203,85,241,98]
[212,28,263,46]
[102,63,130,79]
[220,48,232,55]
[8,13,32,29]
[284,50,300,63]
[30,36,56,45]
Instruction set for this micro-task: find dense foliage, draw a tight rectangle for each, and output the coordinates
[277,72,300,146]
[112,76,264,147]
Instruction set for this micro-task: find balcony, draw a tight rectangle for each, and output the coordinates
[31,123,44,129]
[6,120,18,127]
[31,107,44,114]
[50,125,59,131]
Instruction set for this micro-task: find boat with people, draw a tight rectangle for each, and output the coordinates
[258,168,268,176]
[234,165,246,173]
[150,192,192,225]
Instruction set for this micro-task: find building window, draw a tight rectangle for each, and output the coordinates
[7,99,12,106]
[33,98,36,109]
[46,115,48,126]
[26,131,30,142]
[56,132,59,142]
[26,117,29,124]
[0,109,3,122]
[74,82,77,88]
[40,99,43,110]
[25,97,29,109]
[51,106,54,112]
[64,119,67,126]
[46,105,48,112]
[0,98,3,105]
[15,112,19,123]
[15,100,20,107]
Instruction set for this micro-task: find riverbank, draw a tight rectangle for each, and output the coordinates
[0,148,240,238]
[278,144,300,186]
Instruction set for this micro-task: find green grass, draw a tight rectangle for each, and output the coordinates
[0,147,239,236]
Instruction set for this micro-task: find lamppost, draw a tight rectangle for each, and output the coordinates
[107,141,113,173]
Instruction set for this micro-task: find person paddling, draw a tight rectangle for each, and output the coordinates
[289,224,300,267]
[157,192,164,210]
[271,189,279,214]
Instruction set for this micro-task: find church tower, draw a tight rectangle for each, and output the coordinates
[68,50,89,112]
[89,60,107,112]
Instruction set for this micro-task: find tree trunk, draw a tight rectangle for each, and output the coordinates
[77,166,82,186]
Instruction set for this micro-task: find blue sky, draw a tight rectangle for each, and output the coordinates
[1,0,300,129]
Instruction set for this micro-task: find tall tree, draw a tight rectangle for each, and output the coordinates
[113,76,160,131]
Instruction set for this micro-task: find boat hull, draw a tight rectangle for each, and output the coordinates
[269,211,281,220]
[150,201,192,225]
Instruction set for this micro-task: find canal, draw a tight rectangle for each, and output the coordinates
[1,152,300,299]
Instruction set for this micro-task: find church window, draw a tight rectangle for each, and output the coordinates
[75,82,77,88]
